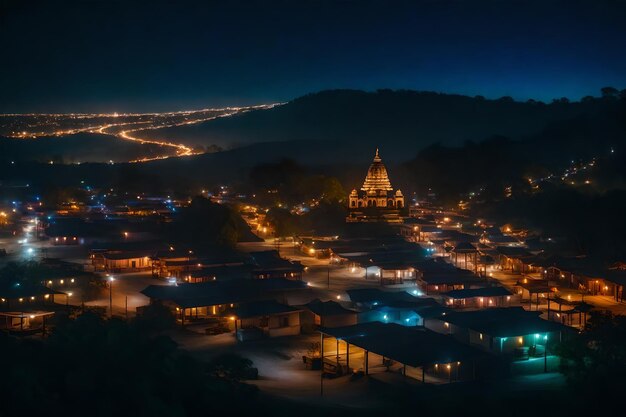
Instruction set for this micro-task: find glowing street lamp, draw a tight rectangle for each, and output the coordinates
[108,276,115,316]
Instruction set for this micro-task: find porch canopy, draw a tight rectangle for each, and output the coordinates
[516,280,551,294]
[320,322,483,368]
[442,286,512,300]
[0,310,56,333]
[549,295,588,308]
[559,303,594,315]
[452,242,478,254]
[0,311,55,319]
[495,246,532,258]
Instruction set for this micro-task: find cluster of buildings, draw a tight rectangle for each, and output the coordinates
[2,147,624,391]
[136,272,569,383]
[0,258,92,333]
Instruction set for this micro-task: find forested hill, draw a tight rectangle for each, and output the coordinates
[1,89,624,191]
[132,89,621,158]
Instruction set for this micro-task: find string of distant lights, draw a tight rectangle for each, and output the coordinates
[2,103,282,163]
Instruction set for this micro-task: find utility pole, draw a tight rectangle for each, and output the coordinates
[108,276,115,317]
[320,333,324,396]
[327,267,330,289]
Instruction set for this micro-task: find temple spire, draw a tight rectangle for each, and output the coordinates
[361,147,392,191]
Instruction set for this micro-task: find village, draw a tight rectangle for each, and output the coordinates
[1,148,624,407]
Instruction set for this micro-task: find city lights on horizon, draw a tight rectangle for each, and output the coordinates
[1,103,282,163]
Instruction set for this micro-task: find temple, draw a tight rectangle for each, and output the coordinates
[347,148,404,223]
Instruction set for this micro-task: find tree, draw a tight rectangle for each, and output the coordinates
[601,86,619,99]
[0,313,259,417]
[207,353,258,381]
[319,177,346,203]
[266,207,299,237]
[134,302,176,332]
[169,196,246,248]
[557,311,626,400]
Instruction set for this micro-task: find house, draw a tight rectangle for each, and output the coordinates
[157,250,303,282]
[223,300,302,341]
[0,311,56,334]
[101,251,153,272]
[480,232,522,247]
[332,240,427,284]
[416,266,485,294]
[397,218,439,242]
[45,217,92,245]
[248,250,304,280]
[426,307,568,373]
[363,300,448,327]
[150,249,199,278]
[0,282,65,335]
[495,246,533,273]
[153,249,246,279]
[140,278,308,326]
[450,242,479,271]
[515,279,553,310]
[183,264,252,283]
[302,299,358,328]
[0,282,66,309]
[441,286,514,309]
[546,296,594,328]
[549,261,626,301]
[89,241,167,272]
[299,237,337,258]
[319,322,487,383]
[345,288,446,326]
[346,288,424,309]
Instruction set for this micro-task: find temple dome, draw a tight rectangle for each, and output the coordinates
[361,148,393,192]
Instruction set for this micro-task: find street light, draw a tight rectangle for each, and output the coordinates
[108,276,115,317]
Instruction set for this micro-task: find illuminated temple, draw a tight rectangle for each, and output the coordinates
[347,148,404,223]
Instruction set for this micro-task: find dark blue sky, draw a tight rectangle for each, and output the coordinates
[2,0,626,113]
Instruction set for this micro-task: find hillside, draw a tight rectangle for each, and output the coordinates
[131,89,617,159]
[1,90,624,195]
[0,133,175,164]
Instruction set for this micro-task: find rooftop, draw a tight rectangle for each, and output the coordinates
[320,322,485,367]
[223,300,300,319]
[305,299,357,317]
[140,278,307,308]
[442,286,512,299]
[438,307,567,337]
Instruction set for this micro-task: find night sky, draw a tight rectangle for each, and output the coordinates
[2,0,626,113]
